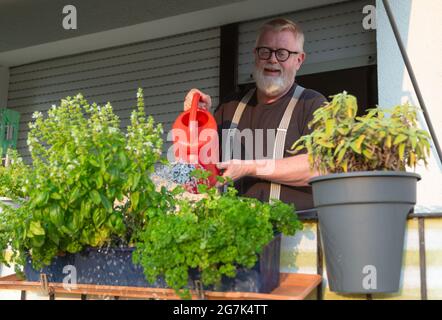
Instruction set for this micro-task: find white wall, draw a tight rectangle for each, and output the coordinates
[377,0,442,212]
[0,66,9,108]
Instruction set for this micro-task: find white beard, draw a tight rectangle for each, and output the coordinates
[253,64,295,97]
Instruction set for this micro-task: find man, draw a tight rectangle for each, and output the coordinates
[183,18,326,210]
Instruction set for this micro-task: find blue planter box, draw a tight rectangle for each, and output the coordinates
[74,247,165,287]
[24,254,75,283]
[189,233,281,293]
[23,234,281,293]
[231,232,281,293]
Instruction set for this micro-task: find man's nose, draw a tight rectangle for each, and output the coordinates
[269,52,279,64]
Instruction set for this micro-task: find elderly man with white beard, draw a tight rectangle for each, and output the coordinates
[183,18,327,210]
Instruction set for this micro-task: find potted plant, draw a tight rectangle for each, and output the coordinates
[289,92,431,293]
[133,170,303,299]
[0,89,170,285]
[1,89,303,297]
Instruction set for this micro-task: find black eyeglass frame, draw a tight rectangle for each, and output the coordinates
[255,46,301,62]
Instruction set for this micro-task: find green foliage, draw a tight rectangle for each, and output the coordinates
[133,178,302,299]
[0,204,29,276]
[1,90,303,297]
[0,149,30,200]
[0,89,173,270]
[289,91,431,173]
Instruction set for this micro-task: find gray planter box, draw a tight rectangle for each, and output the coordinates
[310,171,420,294]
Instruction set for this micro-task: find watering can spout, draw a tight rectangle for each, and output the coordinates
[172,91,220,189]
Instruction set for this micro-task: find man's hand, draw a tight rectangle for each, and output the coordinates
[216,160,256,186]
[215,156,318,188]
[184,88,212,111]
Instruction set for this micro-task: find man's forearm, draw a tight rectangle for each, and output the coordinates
[249,154,319,187]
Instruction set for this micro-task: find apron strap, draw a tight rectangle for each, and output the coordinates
[223,88,255,162]
[269,85,305,202]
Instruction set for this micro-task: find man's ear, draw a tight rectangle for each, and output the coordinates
[295,52,306,71]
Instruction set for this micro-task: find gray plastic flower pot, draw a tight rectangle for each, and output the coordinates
[309,171,420,294]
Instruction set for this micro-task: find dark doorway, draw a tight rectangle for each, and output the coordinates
[296,65,378,116]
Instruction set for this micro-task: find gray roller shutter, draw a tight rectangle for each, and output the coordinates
[238,0,376,84]
[7,28,220,162]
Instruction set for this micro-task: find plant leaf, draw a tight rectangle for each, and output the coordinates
[394,134,408,145]
[90,190,101,205]
[131,192,140,210]
[29,221,45,236]
[336,145,348,165]
[362,149,374,159]
[99,193,113,213]
[350,135,365,154]
[92,209,106,228]
[325,119,335,136]
[49,205,64,227]
[385,135,392,149]
[398,143,405,161]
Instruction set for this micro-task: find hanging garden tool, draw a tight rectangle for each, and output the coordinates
[172,92,220,193]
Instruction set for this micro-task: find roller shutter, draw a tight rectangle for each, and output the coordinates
[7,28,220,162]
[238,0,376,84]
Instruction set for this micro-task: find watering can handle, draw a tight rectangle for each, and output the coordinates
[188,92,201,161]
[189,92,201,124]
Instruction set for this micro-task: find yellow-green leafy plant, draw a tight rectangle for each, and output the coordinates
[289,92,431,173]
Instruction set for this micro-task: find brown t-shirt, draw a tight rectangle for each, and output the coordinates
[214,83,327,210]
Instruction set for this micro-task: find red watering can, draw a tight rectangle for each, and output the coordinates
[172,92,220,191]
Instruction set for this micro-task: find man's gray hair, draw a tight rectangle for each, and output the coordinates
[255,18,305,51]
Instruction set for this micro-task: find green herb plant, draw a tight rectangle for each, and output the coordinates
[0,150,32,274]
[289,91,431,173]
[133,170,303,299]
[0,89,173,273]
[0,148,30,200]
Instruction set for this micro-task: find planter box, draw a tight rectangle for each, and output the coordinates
[24,234,281,293]
[310,171,420,294]
[197,233,281,293]
[75,234,281,292]
[24,254,74,283]
[74,247,165,287]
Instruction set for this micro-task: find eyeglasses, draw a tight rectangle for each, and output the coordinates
[255,47,300,62]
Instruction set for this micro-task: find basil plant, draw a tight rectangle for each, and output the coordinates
[0,89,175,272]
